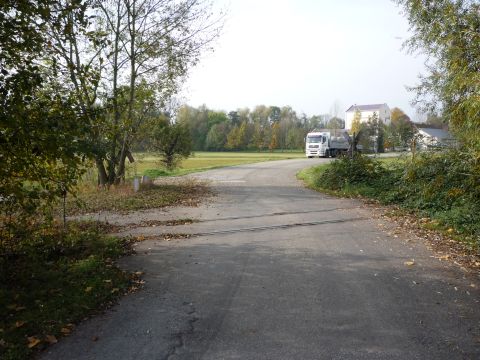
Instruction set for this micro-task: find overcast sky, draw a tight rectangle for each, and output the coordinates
[181,0,426,120]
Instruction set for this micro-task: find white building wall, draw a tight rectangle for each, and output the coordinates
[344,104,391,130]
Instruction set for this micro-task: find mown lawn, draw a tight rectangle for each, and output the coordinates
[125,151,305,178]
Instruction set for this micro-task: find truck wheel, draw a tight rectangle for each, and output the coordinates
[330,150,337,158]
[307,156,313,158]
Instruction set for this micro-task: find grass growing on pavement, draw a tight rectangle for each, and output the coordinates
[0,221,136,360]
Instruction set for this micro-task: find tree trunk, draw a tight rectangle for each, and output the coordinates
[96,158,109,187]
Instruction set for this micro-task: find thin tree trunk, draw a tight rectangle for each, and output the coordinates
[96,158,109,187]
[116,0,137,184]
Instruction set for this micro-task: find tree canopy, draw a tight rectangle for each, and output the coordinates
[396,0,480,149]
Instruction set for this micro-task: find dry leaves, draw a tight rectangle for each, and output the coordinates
[15,321,26,328]
[45,335,58,344]
[27,336,41,348]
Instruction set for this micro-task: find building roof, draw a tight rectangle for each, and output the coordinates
[417,127,454,140]
[346,104,387,112]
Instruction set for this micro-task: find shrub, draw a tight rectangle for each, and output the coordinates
[315,154,387,190]
[304,150,480,247]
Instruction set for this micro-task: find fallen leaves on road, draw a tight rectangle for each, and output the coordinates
[45,335,58,344]
[365,204,480,276]
[27,336,41,348]
[15,321,26,328]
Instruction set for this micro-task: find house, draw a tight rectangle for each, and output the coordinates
[416,127,457,149]
[344,103,391,130]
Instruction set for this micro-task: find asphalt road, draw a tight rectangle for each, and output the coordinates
[42,158,480,360]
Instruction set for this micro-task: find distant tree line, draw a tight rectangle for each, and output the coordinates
[144,105,345,152]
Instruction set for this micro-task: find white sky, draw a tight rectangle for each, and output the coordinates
[182,0,426,119]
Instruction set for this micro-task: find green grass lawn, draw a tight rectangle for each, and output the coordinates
[126,151,305,178]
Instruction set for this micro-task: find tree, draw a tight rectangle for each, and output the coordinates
[269,122,280,151]
[206,123,229,150]
[396,0,480,149]
[252,123,266,151]
[226,125,241,150]
[388,108,415,148]
[327,117,344,130]
[0,0,92,219]
[49,0,222,185]
[177,105,209,151]
[351,109,362,135]
[425,113,445,129]
[366,112,385,153]
[152,119,192,170]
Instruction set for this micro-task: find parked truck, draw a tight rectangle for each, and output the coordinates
[305,129,350,158]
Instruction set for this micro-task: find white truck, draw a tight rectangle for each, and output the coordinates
[305,129,350,158]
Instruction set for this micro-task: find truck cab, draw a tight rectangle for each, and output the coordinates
[305,132,327,158]
[305,130,350,158]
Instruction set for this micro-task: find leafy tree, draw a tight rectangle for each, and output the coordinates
[206,123,229,150]
[252,123,266,151]
[269,106,281,123]
[152,119,192,170]
[251,105,271,126]
[207,111,228,129]
[351,109,362,135]
[286,127,305,149]
[228,111,240,126]
[51,0,223,185]
[226,125,241,150]
[307,115,322,131]
[269,122,280,151]
[388,108,415,148]
[177,105,209,150]
[396,0,480,149]
[425,113,445,129]
[327,117,344,130]
[0,0,92,219]
[367,112,385,153]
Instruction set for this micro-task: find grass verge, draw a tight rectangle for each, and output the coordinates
[0,221,139,360]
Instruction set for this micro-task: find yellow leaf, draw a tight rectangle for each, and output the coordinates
[404,260,415,266]
[45,335,57,344]
[103,279,112,283]
[134,271,144,276]
[15,321,26,328]
[111,288,119,293]
[61,327,71,335]
[85,286,93,293]
[27,336,41,348]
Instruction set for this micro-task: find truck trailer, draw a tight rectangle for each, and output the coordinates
[305,130,350,158]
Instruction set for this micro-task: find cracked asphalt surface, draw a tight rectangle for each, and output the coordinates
[41,158,480,359]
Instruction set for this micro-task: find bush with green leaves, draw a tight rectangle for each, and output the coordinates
[305,150,480,247]
[315,154,387,190]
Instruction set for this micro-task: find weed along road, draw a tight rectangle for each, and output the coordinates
[42,159,480,360]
